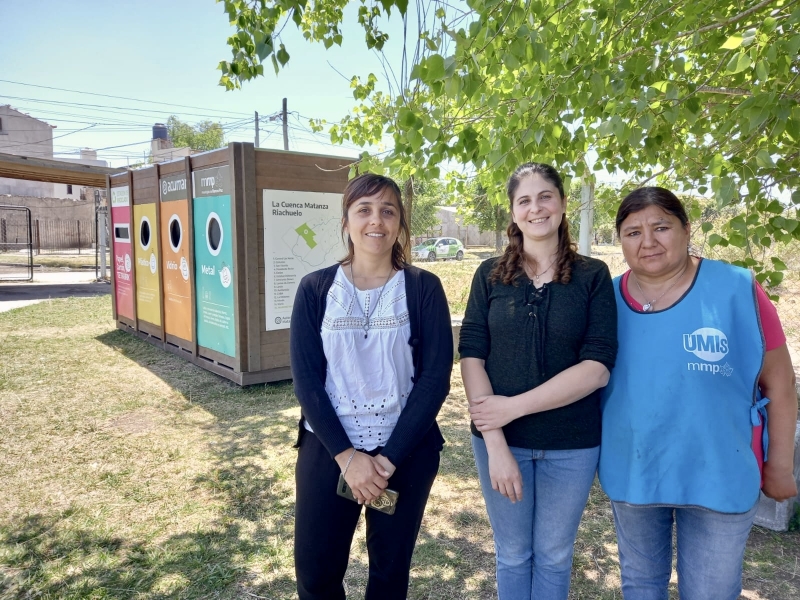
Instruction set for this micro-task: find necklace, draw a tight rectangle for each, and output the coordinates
[525,255,556,284]
[632,259,690,312]
[349,263,393,338]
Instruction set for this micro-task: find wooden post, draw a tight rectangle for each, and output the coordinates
[77,220,81,254]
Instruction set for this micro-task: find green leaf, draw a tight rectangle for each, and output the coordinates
[709,153,724,176]
[720,34,742,50]
[701,222,713,233]
[728,234,747,247]
[708,233,728,247]
[423,125,440,143]
[276,44,290,66]
[766,270,784,287]
[407,128,423,151]
[770,257,788,270]
[726,52,752,74]
[755,149,775,168]
[715,176,737,207]
[256,40,273,61]
[398,107,417,128]
[637,113,653,132]
[426,54,445,81]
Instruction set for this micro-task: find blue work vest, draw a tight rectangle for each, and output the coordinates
[599,259,764,513]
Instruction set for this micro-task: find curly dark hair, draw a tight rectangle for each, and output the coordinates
[490,162,579,286]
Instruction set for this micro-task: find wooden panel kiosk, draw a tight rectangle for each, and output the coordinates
[108,142,353,385]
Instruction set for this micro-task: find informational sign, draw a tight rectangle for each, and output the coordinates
[192,166,236,357]
[110,186,134,320]
[160,172,192,342]
[133,203,161,326]
[263,189,345,330]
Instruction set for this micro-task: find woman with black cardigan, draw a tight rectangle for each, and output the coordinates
[289,173,453,600]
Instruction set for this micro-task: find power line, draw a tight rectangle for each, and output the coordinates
[0,94,250,122]
[0,79,252,118]
[0,124,97,149]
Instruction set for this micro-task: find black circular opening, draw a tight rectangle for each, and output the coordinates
[170,218,181,249]
[140,220,151,247]
[208,217,222,251]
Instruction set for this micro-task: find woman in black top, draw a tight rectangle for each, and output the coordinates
[460,163,617,600]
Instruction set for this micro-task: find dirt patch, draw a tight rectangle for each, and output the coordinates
[104,409,160,436]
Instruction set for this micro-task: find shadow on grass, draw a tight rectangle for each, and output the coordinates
[0,510,295,598]
[466,249,500,260]
[0,328,301,598]
[18,326,793,599]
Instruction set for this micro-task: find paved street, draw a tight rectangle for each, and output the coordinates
[0,270,109,313]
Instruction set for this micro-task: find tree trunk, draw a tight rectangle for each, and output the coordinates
[494,204,504,254]
[403,177,414,260]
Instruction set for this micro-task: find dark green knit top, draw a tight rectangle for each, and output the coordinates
[459,255,618,450]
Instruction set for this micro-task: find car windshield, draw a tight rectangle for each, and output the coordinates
[414,239,438,248]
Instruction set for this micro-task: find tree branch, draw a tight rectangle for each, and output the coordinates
[691,0,781,35]
[697,85,751,96]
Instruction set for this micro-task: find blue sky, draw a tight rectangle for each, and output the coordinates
[0,0,408,166]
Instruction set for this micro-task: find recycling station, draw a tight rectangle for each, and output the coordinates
[107,142,351,385]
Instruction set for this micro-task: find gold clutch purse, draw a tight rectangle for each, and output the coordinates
[336,473,399,515]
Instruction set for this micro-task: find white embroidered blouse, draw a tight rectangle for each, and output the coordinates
[304,266,414,451]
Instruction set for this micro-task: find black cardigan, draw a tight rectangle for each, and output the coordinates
[289,263,453,467]
[459,256,618,450]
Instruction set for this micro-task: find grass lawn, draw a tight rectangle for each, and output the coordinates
[0,252,107,270]
[1,264,799,598]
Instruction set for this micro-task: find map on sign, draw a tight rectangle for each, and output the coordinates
[283,218,341,272]
[264,190,345,330]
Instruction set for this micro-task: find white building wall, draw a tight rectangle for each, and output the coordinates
[436,206,500,246]
[0,105,57,197]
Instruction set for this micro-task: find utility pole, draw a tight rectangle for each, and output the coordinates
[255,111,260,147]
[282,98,288,151]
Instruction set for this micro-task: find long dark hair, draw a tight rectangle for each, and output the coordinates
[615,186,689,234]
[490,162,579,285]
[339,173,410,271]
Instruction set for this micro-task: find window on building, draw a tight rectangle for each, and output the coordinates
[0,117,3,131]
[66,184,73,194]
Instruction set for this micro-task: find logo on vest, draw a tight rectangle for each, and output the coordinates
[683,327,733,376]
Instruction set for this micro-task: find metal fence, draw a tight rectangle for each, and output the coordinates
[0,205,33,281]
[31,219,96,254]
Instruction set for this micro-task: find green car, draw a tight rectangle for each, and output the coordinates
[412,237,465,262]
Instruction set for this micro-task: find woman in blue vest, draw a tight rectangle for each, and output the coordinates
[600,187,798,600]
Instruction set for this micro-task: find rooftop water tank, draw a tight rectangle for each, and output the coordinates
[153,123,168,140]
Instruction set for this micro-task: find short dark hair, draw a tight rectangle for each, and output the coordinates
[339,173,410,270]
[616,186,689,234]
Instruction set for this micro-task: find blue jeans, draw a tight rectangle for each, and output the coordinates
[611,501,758,600]
[472,435,599,600]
